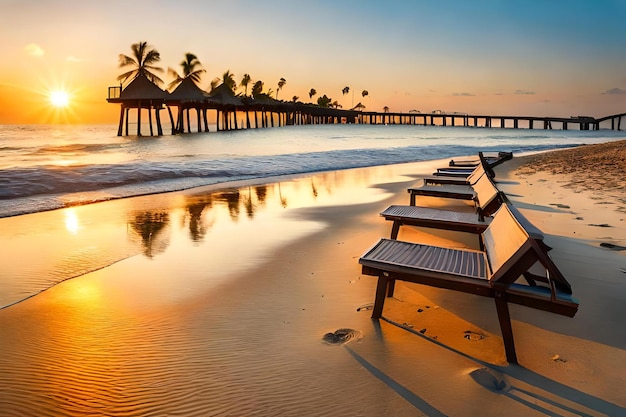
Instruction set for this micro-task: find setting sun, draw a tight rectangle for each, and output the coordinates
[50,90,70,107]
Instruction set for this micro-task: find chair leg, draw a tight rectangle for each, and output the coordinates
[372,275,389,319]
[390,221,401,239]
[494,292,518,364]
[387,279,396,297]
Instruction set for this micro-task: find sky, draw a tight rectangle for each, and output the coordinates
[1,0,625,124]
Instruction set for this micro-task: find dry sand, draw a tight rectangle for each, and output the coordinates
[0,145,624,416]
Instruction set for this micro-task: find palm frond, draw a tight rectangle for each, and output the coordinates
[118,54,137,68]
[117,69,137,82]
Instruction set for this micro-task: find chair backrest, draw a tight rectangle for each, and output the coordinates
[505,203,544,241]
[478,152,496,178]
[466,163,486,185]
[482,204,531,280]
[472,174,502,217]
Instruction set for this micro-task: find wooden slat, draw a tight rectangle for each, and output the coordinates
[360,239,488,280]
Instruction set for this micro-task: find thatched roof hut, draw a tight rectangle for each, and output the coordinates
[206,83,243,107]
[167,77,207,103]
[110,73,169,102]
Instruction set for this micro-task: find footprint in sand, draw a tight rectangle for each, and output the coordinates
[323,328,362,345]
[463,330,485,341]
[600,242,626,251]
[469,368,509,392]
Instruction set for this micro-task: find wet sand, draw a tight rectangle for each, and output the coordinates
[0,147,624,416]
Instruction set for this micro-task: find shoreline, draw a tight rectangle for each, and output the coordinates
[0,146,624,415]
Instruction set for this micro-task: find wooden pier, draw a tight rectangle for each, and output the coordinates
[107,75,625,136]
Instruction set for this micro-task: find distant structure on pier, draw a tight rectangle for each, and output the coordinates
[107,75,625,136]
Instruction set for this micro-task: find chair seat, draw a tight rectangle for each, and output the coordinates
[360,238,488,280]
[382,205,491,228]
[407,184,475,200]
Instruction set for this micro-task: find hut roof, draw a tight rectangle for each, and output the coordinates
[119,73,169,101]
[168,77,207,102]
[207,83,243,106]
[249,95,282,106]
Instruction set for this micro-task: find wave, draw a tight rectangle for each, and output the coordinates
[0,142,586,218]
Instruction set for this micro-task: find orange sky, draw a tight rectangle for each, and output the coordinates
[1,0,625,124]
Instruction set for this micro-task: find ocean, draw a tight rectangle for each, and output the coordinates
[1,123,624,219]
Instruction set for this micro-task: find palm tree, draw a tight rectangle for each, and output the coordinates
[276,77,286,100]
[331,100,342,109]
[342,86,351,106]
[167,52,205,90]
[117,41,164,86]
[317,94,332,107]
[251,80,264,98]
[240,73,252,96]
[292,95,299,102]
[209,78,220,92]
[309,88,317,101]
[221,70,237,93]
[362,90,369,98]
[383,106,390,113]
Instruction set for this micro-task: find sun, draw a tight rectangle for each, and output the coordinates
[50,90,70,108]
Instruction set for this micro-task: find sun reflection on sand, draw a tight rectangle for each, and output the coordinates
[64,209,80,234]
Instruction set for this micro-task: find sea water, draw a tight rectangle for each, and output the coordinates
[0,123,624,218]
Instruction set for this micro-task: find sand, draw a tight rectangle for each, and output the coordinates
[0,146,624,416]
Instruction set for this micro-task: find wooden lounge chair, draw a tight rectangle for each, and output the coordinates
[382,174,504,238]
[407,168,495,206]
[433,167,476,177]
[359,203,578,364]
[432,152,498,178]
[421,152,498,187]
[448,151,513,168]
[423,159,487,186]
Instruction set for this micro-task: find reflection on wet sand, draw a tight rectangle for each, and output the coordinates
[0,164,407,309]
[184,195,213,243]
[128,211,171,258]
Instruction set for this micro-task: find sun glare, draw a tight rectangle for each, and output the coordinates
[50,90,70,107]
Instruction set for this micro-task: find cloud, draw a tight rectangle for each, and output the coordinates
[514,89,535,95]
[66,55,86,62]
[602,87,626,95]
[452,92,475,97]
[24,43,44,57]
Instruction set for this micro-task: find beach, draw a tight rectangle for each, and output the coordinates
[0,144,625,416]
